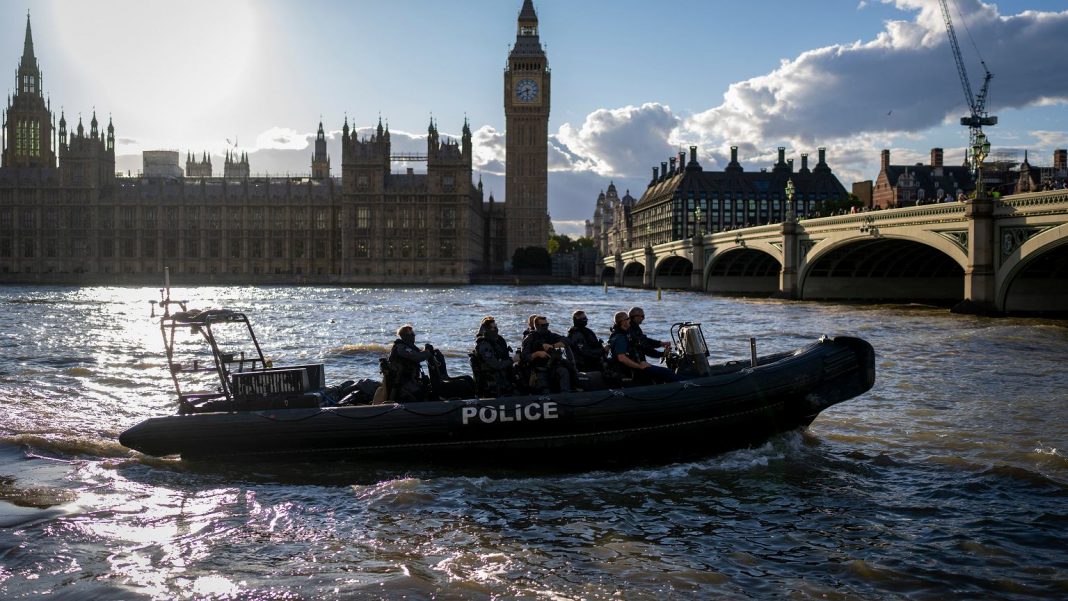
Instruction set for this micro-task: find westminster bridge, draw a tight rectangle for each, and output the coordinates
[601,190,1068,314]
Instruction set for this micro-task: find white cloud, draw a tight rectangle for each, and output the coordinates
[1031,130,1068,147]
[254,127,313,151]
[554,103,680,177]
[680,1,1068,152]
[552,220,588,238]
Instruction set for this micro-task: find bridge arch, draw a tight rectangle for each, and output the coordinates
[600,266,616,285]
[653,255,693,289]
[799,236,964,303]
[622,261,645,287]
[704,247,781,294]
[998,225,1068,314]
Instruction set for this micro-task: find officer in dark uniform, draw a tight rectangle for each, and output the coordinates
[567,310,605,373]
[628,306,671,360]
[388,324,432,402]
[609,311,680,385]
[521,315,574,393]
[473,317,518,398]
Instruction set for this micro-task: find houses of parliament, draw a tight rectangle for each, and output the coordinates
[0,1,550,284]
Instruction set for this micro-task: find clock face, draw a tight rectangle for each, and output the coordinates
[515,79,539,102]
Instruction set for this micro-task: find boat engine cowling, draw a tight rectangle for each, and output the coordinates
[678,324,711,377]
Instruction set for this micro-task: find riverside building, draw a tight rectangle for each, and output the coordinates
[1,3,547,283]
[600,146,849,255]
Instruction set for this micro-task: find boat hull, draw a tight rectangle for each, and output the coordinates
[119,336,875,463]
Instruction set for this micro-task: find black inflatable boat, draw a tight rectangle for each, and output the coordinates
[118,288,875,463]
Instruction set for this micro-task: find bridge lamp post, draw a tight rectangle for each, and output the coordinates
[693,206,703,238]
[785,179,797,222]
[644,223,652,249]
[972,132,991,199]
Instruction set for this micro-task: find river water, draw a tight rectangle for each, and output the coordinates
[0,285,1065,599]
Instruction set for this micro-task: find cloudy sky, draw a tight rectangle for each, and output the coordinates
[3,0,1066,236]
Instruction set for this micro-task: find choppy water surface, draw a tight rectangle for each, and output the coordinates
[1,285,1066,599]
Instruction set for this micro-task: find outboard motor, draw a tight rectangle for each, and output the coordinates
[676,323,711,377]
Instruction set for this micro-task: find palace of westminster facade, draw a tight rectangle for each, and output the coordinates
[0,1,550,284]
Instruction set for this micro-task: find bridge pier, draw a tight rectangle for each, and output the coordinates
[613,253,624,287]
[643,245,655,288]
[774,220,800,299]
[953,197,1000,315]
[690,236,706,291]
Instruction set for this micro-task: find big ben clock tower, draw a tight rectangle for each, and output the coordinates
[504,0,550,258]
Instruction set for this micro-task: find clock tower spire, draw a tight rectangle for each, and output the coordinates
[504,0,550,260]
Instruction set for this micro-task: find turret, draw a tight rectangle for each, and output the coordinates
[106,116,114,152]
[312,118,330,179]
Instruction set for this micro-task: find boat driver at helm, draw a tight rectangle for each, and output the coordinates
[388,324,433,402]
[609,311,680,385]
[628,306,671,360]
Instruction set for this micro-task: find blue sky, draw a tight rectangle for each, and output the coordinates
[3,0,1067,236]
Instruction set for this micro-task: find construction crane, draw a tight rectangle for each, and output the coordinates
[938,0,996,192]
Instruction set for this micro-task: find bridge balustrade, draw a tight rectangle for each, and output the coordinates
[601,191,1068,315]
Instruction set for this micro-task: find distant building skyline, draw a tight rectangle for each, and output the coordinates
[2,0,1066,236]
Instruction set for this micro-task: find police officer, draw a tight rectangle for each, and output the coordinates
[628,306,671,360]
[388,324,432,402]
[474,317,518,398]
[608,311,679,385]
[521,315,574,393]
[567,310,605,373]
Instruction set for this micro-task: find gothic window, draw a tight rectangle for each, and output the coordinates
[139,207,154,230]
[207,239,220,258]
[186,207,200,230]
[0,208,11,229]
[399,209,411,229]
[207,207,221,230]
[122,239,135,258]
[250,239,264,259]
[416,240,427,258]
[272,209,286,230]
[185,237,199,258]
[315,209,328,230]
[415,210,426,229]
[357,174,370,189]
[230,239,241,259]
[45,239,56,258]
[21,208,36,230]
[315,240,326,259]
[164,238,177,259]
[0,239,10,257]
[354,240,369,258]
[122,207,136,229]
[164,207,178,229]
[293,210,307,230]
[44,208,57,230]
[443,175,455,192]
[272,239,284,258]
[143,238,157,259]
[293,240,305,259]
[355,207,370,230]
[439,239,455,259]
[440,207,457,229]
[401,241,411,258]
[23,239,35,258]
